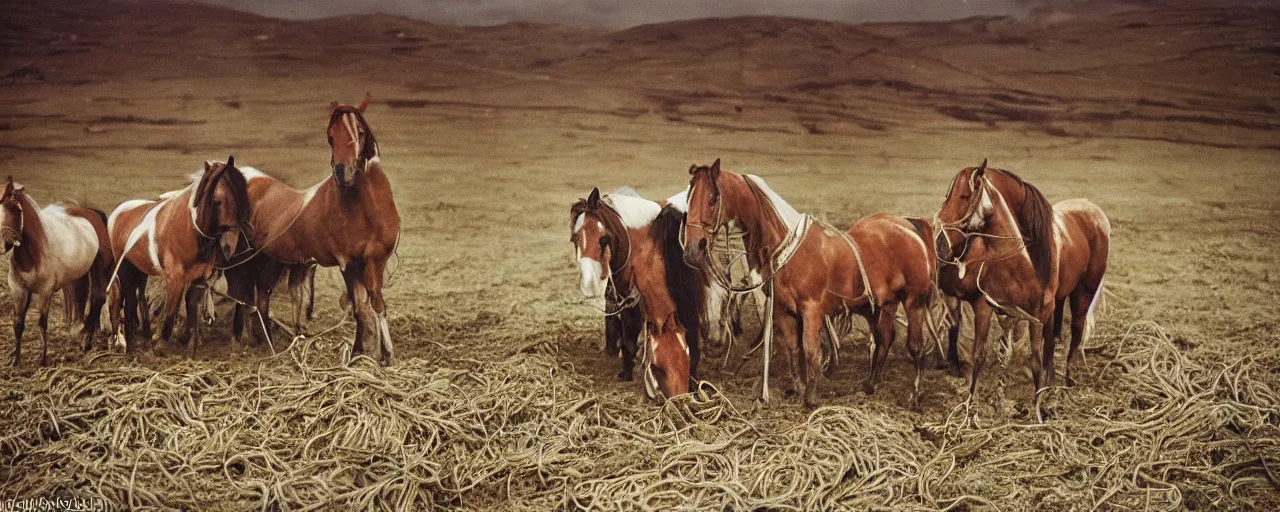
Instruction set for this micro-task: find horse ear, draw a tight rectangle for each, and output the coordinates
[587,188,601,209]
[226,155,235,168]
[975,158,987,177]
[710,158,721,178]
[688,164,698,175]
[330,101,340,110]
[3,177,12,195]
[357,92,371,112]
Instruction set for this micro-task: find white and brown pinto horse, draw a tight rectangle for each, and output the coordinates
[108,158,252,356]
[225,94,400,365]
[683,160,938,408]
[935,160,1109,421]
[571,187,704,398]
[1,178,112,365]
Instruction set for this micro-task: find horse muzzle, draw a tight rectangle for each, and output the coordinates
[682,239,708,268]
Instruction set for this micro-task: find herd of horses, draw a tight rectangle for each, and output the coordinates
[2,94,399,367]
[1,91,1109,422]
[571,158,1110,421]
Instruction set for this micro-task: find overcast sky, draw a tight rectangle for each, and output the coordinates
[195,0,1058,28]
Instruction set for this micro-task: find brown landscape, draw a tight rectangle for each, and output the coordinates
[1,0,1277,509]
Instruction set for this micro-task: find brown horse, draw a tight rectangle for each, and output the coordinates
[108,158,252,356]
[935,159,1109,421]
[683,159,938,408]
[1,178,112,365]
[225,94,401,365]
[571,187,703,398]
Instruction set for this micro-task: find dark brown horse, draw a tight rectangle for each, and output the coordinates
[935,159,1109,421]
[108,158,252,356]
[226,94,401,365]
[2,178,113,365]
[571,187,704,398]
[683,160,938,408]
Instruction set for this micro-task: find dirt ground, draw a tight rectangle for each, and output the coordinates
[1,0,1277,510]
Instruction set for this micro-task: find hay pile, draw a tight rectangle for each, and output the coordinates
[0,321,1276,510]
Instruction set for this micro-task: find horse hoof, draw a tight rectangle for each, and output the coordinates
[861,380,876,395]
[1065,374,1077,388]
[617,370,633,382]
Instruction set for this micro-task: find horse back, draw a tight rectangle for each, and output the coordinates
[849,212,935,297]
[65,206,114,272]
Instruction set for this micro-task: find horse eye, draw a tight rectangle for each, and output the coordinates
[598,235,609,247]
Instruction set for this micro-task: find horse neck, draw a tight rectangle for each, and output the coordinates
[597,208,636,292]
[973,185,1027,258]
[988,170,1026,219]
[722,173,788,265]
[166,189,211,259]
[11,196,46,271]
[622,224,677,318]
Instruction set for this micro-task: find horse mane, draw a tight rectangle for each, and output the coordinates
[742,174,803,231]
[992,168,1054,286]
[652,204,703,353]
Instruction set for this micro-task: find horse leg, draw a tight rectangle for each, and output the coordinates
[772,311,801,399]
[342,265,372,362]
[905,296,928,411]
[1029,304,1054,423]
[177,280,201,347]
[156,278,187,355]
[1045,298,1066,387]
[11,288,31,366]
[181,282,205,358]
[944,296,964,376]
[800,308,826,408]
[617,304,641,381]
[968,299,994,401]
[363,260,392,366]
[304,264,316,322]
[36,291,54,366]
[863,301,899,395]
[82,274,106,352]
[1065,288,1096,387]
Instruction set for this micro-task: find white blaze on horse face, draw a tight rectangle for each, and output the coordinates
[578,257,605,298]
[965,178,992,231]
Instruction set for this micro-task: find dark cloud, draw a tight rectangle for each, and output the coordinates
[196,0,1043,28]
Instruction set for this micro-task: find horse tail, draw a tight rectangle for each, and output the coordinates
[1084,278,1104,346]
[905,216,947,353]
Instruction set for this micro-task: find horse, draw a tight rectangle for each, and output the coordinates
[1,177,112,366]
[107,158,252,357]
[224,93,401,365]
[935,159,1109,421]
[683,159,938,408]
[571,187,704,398]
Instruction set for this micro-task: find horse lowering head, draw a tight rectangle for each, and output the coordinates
[1,177,26,253]
[936,159,994,261]
[569,187,615,298]
[194,157,253,260]
[682,158,723,267]
[327,93,378,188]
[646,313,691,399]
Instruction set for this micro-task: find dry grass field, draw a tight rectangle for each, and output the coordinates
[1,0,1277,509]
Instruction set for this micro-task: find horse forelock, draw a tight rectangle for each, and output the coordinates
[329,107,378,161]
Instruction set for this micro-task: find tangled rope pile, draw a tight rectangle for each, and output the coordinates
[0,320,1275,510]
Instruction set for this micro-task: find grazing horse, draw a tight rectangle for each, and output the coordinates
[108,158,252,356]
[935,159,1109,421]
[225,94,400,365]
[2,177,112,365]
[683,160,938,408]
[570,187,704,398]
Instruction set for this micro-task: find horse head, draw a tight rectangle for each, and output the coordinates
[645,312,691,399]
[936,159,994,262]
[194,156,253,261]
[570,187,619,298]
[327,93,378,188]
[682,158,723,268]
[1,176,26,253]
